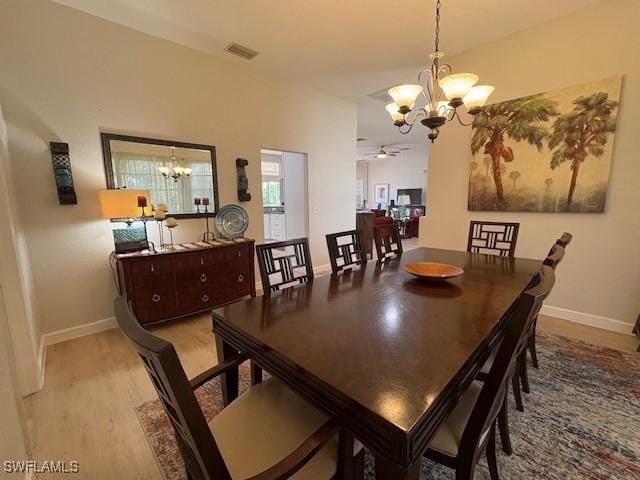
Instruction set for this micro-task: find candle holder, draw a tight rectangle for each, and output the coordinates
[165,217,178,250]
[156,219,165,248]
[137,196,156,253]
[202,204,215,242]
[194,197,201,214]
[201,197,215,242]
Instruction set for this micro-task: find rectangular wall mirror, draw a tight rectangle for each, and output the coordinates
[101,133,218,218]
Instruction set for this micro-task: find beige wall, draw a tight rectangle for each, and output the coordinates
[0,0,356,334]
[420,0,640,329]
[0,103,42,395]
[365,146,428,207]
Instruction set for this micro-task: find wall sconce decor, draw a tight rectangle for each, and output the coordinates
[49,142,77,205]
[236,158,251,202]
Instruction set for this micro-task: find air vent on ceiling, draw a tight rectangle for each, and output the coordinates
[356,137,367,142]
[224,42,259,60]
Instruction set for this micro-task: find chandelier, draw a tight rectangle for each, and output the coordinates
[385,0,494,142]
[158,146,192,182]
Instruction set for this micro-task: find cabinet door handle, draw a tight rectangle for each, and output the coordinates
[200,257,205,265]
[200,273,208,283]
[150,264,156,273]
[202,294,210,302]
[237,250,242,257]
[238,274,244,283]
[152,294,161,302]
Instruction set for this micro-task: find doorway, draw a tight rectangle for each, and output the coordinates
[260,149,309,242]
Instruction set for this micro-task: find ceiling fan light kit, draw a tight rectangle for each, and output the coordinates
[384,0,494,143]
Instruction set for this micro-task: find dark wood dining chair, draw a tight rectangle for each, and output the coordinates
[467,221,520,257]
[526,232,572,371]
[426,265,555,480]
[373,222,403,260]
[325,230,367,274]
[256,238,314,293]
[114,296,364,480]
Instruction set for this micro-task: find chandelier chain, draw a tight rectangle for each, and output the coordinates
[434,0,441,52]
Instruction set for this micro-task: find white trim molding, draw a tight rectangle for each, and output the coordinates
[540,304,634,335]
[42,316,117,347]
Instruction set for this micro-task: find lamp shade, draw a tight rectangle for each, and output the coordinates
[388,84,423,110]
[463,85,495,109]
[385,103,404,122]
[438,73,478,100]
[99,189,150,219]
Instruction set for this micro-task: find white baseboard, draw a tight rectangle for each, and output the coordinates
[541,305,634,335]
[43,316,117,347]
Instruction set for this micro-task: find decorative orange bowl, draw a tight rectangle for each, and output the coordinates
[403,262,464,281]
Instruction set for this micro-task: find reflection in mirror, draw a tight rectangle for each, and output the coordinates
[101,134,218,217]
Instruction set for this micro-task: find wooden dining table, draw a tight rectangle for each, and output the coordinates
[212,247,541,479]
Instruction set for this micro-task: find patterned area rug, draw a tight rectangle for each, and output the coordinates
[135,333,640,479]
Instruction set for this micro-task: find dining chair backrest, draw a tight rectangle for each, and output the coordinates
[556,232,573,248]
[256,238,314,293]
[114,296,231,480]
[326,229,367,274]
[373,222,403,260]
[467,221,520,257]
[459,265,555,464]
[543,244,565,269]
[544,232,572,269]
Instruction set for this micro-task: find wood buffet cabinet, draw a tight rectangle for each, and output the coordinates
[116,240,256,326]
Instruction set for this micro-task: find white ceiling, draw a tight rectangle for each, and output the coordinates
[53,0,600,147]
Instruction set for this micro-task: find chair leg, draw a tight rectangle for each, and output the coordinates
[498,392,513,455]
[250,361,262,385]
[519,352,530,394]
[512,372,524,412]
[352,449,365,480]
[528,329,539,369]
[486,421,500,480]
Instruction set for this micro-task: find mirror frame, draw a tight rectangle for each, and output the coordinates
[100,132,219,219]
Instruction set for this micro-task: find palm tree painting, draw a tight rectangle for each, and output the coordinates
[468,76,622,212]
[549,92,618,208]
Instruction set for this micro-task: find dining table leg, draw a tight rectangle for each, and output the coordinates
[375,455,421,480]
[214,333,239,406]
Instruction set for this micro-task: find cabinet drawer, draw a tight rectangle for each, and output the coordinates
[132,272,175,294]
[177,286,229,313]
[130,258,172,275]
[226,244,251,262]
[175,265,227,292]
[173,250,228,271]
[228,260,252,297]
[133,292,177,325]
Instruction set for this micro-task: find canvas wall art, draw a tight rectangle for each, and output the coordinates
[468,76,622,213]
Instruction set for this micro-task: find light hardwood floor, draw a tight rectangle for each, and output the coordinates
[25,310,637,479]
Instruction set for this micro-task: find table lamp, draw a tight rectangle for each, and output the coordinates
[99,189,151,253]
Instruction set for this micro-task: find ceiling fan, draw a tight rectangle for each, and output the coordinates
[364,145,411,159]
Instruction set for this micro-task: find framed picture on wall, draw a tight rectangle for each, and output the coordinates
[374,183,390,208]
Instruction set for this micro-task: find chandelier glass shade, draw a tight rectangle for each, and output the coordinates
[158,147,192,182]
[385,0,494,142]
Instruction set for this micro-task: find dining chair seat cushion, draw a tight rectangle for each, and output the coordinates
[480,349,497,374]
[427,381,483,457]
[209,377,362,480]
